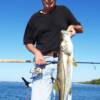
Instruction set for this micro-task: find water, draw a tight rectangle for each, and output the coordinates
[73,83,100,100]
[0,82,100,100]
[0,82,31,100]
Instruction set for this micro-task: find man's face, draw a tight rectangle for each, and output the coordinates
[42,0,56,9]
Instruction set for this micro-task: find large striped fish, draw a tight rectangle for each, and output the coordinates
[57,30,74,100]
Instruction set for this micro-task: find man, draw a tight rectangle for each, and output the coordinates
[23,0,83,100]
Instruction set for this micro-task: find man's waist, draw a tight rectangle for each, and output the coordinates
[44,51,59,57]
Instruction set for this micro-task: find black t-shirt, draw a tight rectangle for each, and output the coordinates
[24,5,80,55]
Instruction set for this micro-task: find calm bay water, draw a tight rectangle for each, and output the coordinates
[73,83,100,100]
[0,82,31,100]
[0,82,100,100]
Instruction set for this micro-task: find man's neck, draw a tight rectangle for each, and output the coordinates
[40,10,47,14]
[41,6,56,14]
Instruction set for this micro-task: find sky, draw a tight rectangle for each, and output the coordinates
[0,0,100,82]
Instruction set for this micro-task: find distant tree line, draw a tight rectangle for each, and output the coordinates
[80,78,100,85]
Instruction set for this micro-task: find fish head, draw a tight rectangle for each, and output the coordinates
[60,30,73,55]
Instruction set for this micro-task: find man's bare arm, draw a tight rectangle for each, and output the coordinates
[67,25,83,37]
[25,44,46,64]
[73,25,83,33]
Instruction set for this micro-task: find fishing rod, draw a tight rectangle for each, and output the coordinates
[76,61,100,64]
[0,59,100,64]
[0,59,32,63]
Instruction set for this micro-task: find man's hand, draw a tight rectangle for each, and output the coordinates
[67,25,83,37]
[34,50,47,65]
[25,44,47,65]
[67,25,76,37]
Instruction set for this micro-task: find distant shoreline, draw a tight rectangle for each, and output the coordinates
[0,81,22,83]
[79,78,100,85]
[1,78,100,85]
